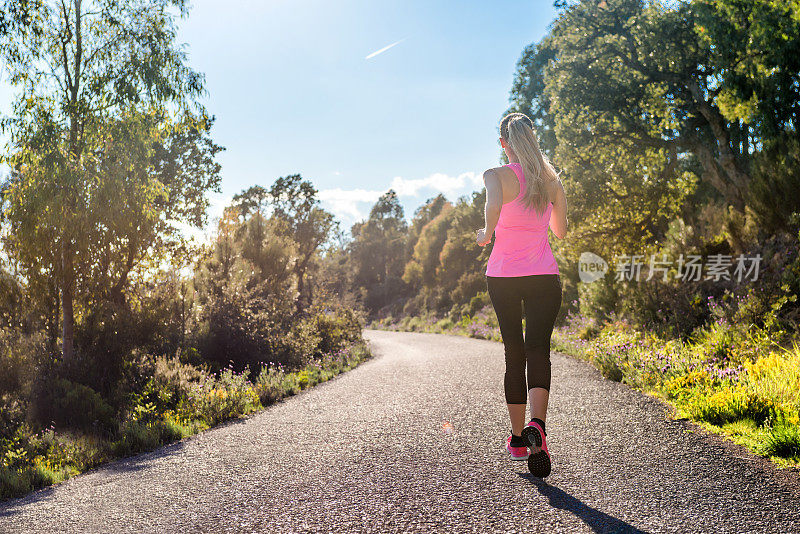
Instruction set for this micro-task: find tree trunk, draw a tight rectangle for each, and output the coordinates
[742,122,750,157]
[295,262,306,315]
[48,280,60,351]
[686,81,750,210]
[61,244,75,361]
[60,0,82,361]
[692,142,745,211]
[180,280,186,354]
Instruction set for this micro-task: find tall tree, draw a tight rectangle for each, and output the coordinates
[1,0,207,360]
[508,0,800,256]
[349,190,408,316]
[268,175,337,313]
[403,194,449,263]
[402,203,453,293]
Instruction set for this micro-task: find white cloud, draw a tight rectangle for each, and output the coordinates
[174,192,232,245]
[318,187,384,220]
[389,171,481,197]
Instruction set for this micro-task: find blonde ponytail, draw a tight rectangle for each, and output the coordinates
[500,112,559,215]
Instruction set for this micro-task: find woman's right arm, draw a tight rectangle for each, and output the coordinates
[549,179,568,239]
[476,169,503,246]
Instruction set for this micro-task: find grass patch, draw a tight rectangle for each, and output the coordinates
[763,419,800,460]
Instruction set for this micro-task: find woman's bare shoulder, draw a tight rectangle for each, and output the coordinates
[483,165,510,175]
[483,165,515,181]
[545,176,565,202]
[545,175,564,192]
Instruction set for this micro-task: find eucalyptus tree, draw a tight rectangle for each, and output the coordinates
[0,0,216,361]
[508,0,800,256]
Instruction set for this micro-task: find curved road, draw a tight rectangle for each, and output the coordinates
[2,330,800,533]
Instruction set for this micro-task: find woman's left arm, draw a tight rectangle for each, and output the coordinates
[477,169,502,246]
[549,178,568,239]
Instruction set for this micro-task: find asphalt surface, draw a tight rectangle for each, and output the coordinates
[2,329,800,533]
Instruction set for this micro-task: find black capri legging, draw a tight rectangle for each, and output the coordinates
[486,274,562,404]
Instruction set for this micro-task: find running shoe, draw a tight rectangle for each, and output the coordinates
[505,435,530,460]
[522,421,551,477]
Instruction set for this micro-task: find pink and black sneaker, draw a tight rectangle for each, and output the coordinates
[521,420,551,477]
[505,435,530,460]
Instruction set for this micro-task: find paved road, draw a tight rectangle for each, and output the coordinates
[2,330,800,533]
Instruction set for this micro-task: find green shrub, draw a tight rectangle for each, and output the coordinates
[306,306,361,356]
[688,387,774,426]
[743,346,800,418]
[147,355,210,413]
[763,420,800,459]
[30,378,116,435]
[578,323,601,341]
[254,366,296,405]
[578,273,621,324]
[434,317,455,332]
[0,396,26,444]
[730,231,800,336]
[748,134,800,234]
[111,421,161,456]
[72,304,159,403]
[591,346,625,382]
[295,370,310,389]
[253,341,372,407]
[0,464,64,501]
[405,316,425,332]
[2,339,371,502]
[179,368,260,426]
[0,330,43,398]
[466,291,490,317]
[111,417,191,458]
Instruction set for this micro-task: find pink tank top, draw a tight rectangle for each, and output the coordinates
[485,162,559,277]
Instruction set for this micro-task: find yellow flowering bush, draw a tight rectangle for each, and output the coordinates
[743,346,800,420]
[553,310,800,461]
[686,385,774,426]
[295,370,311,389]
[661,369,714,400]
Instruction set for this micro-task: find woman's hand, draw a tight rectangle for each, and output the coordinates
[476,228,492,246]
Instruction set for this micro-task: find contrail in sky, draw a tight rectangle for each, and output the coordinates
[365,38,406,60]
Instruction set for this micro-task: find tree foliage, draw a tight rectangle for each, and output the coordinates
[268,175,337,313]
[194,176,343,370]
[348,190,408,315]
[0,0,214,360]
[507,0,800,259]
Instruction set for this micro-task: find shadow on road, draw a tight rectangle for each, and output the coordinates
[0,486,57,519]
[0,439,189,517]
[518,473,649,534]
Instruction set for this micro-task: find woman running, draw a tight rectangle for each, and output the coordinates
[476,112,567,478]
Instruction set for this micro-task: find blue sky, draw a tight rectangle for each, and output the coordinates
[0,1,557,237]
